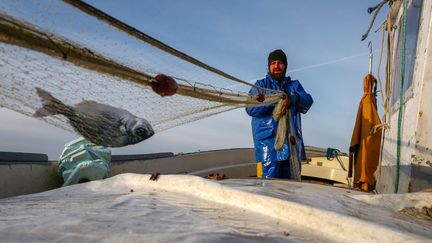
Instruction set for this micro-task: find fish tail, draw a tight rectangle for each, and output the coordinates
[33,87,73,117]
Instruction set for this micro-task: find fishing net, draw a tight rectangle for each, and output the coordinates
[0,0,283,136]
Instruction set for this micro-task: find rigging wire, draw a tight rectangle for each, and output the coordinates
[361,0,390,41]
[226,52,377,90]
[287,52,374,74]
[61,0,282,96]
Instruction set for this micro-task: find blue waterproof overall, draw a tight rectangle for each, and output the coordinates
[246,74,313,179]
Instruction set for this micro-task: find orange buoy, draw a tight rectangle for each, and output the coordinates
[151,74,178,97]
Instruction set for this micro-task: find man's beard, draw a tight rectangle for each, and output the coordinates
[270,69,286,81]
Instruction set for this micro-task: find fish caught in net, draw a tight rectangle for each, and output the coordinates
[34,87,154,147]
[0,0,284,146]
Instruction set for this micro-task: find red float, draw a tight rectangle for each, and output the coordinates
[289,135,296,145]
[283,98,290,107]
[256,93,265,102]
[151,74,178,97]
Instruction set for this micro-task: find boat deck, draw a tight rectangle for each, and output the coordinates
[0,174,430,242]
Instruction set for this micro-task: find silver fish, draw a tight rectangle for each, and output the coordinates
[34,87,154,147]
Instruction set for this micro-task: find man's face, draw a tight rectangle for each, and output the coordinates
[269,60,286,81]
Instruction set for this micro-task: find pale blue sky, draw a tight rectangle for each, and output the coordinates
[0,1,387,159]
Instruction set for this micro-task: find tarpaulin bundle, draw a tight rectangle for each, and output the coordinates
[349,74,382,191]
[58,137,111,186]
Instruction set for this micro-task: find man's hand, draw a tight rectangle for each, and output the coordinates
[287,93,299,107]
[283,93,299,108]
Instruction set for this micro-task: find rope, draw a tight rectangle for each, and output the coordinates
[384,10,394,127]
[369,30,390,135]
[377,21,387,110]
[0,14,283,107]
[362,0,390,41]
[382,9,393,128]
[371,21,389,134]
[273,99,288,151]
[395,0,408,193]
[61,0,282,96]
[326,148,347,171]
[373,6,395,184]
[371,123,390,134]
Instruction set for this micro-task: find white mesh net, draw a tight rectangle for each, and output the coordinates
[0,0,283,139]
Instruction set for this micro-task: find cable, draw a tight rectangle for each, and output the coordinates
[361,0,390,41]
[62,0,282,96]
[395,0,408,193]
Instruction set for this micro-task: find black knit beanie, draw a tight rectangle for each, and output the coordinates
[268,49,287,67]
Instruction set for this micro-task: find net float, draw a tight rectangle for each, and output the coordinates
[283,98,290,107]
[256,93,265,102]
[151,74,178,97]
[289,135,296,145]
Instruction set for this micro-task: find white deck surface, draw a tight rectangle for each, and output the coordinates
[0,174,431,242]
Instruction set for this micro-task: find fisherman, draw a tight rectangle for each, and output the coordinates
[246,49,313,179]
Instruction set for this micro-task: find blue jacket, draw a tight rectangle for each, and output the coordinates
[246,74,313,178]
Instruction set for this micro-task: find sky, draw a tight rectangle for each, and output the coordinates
[0,0,388,159]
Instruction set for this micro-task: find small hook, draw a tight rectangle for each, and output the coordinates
[368,41,372,54]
